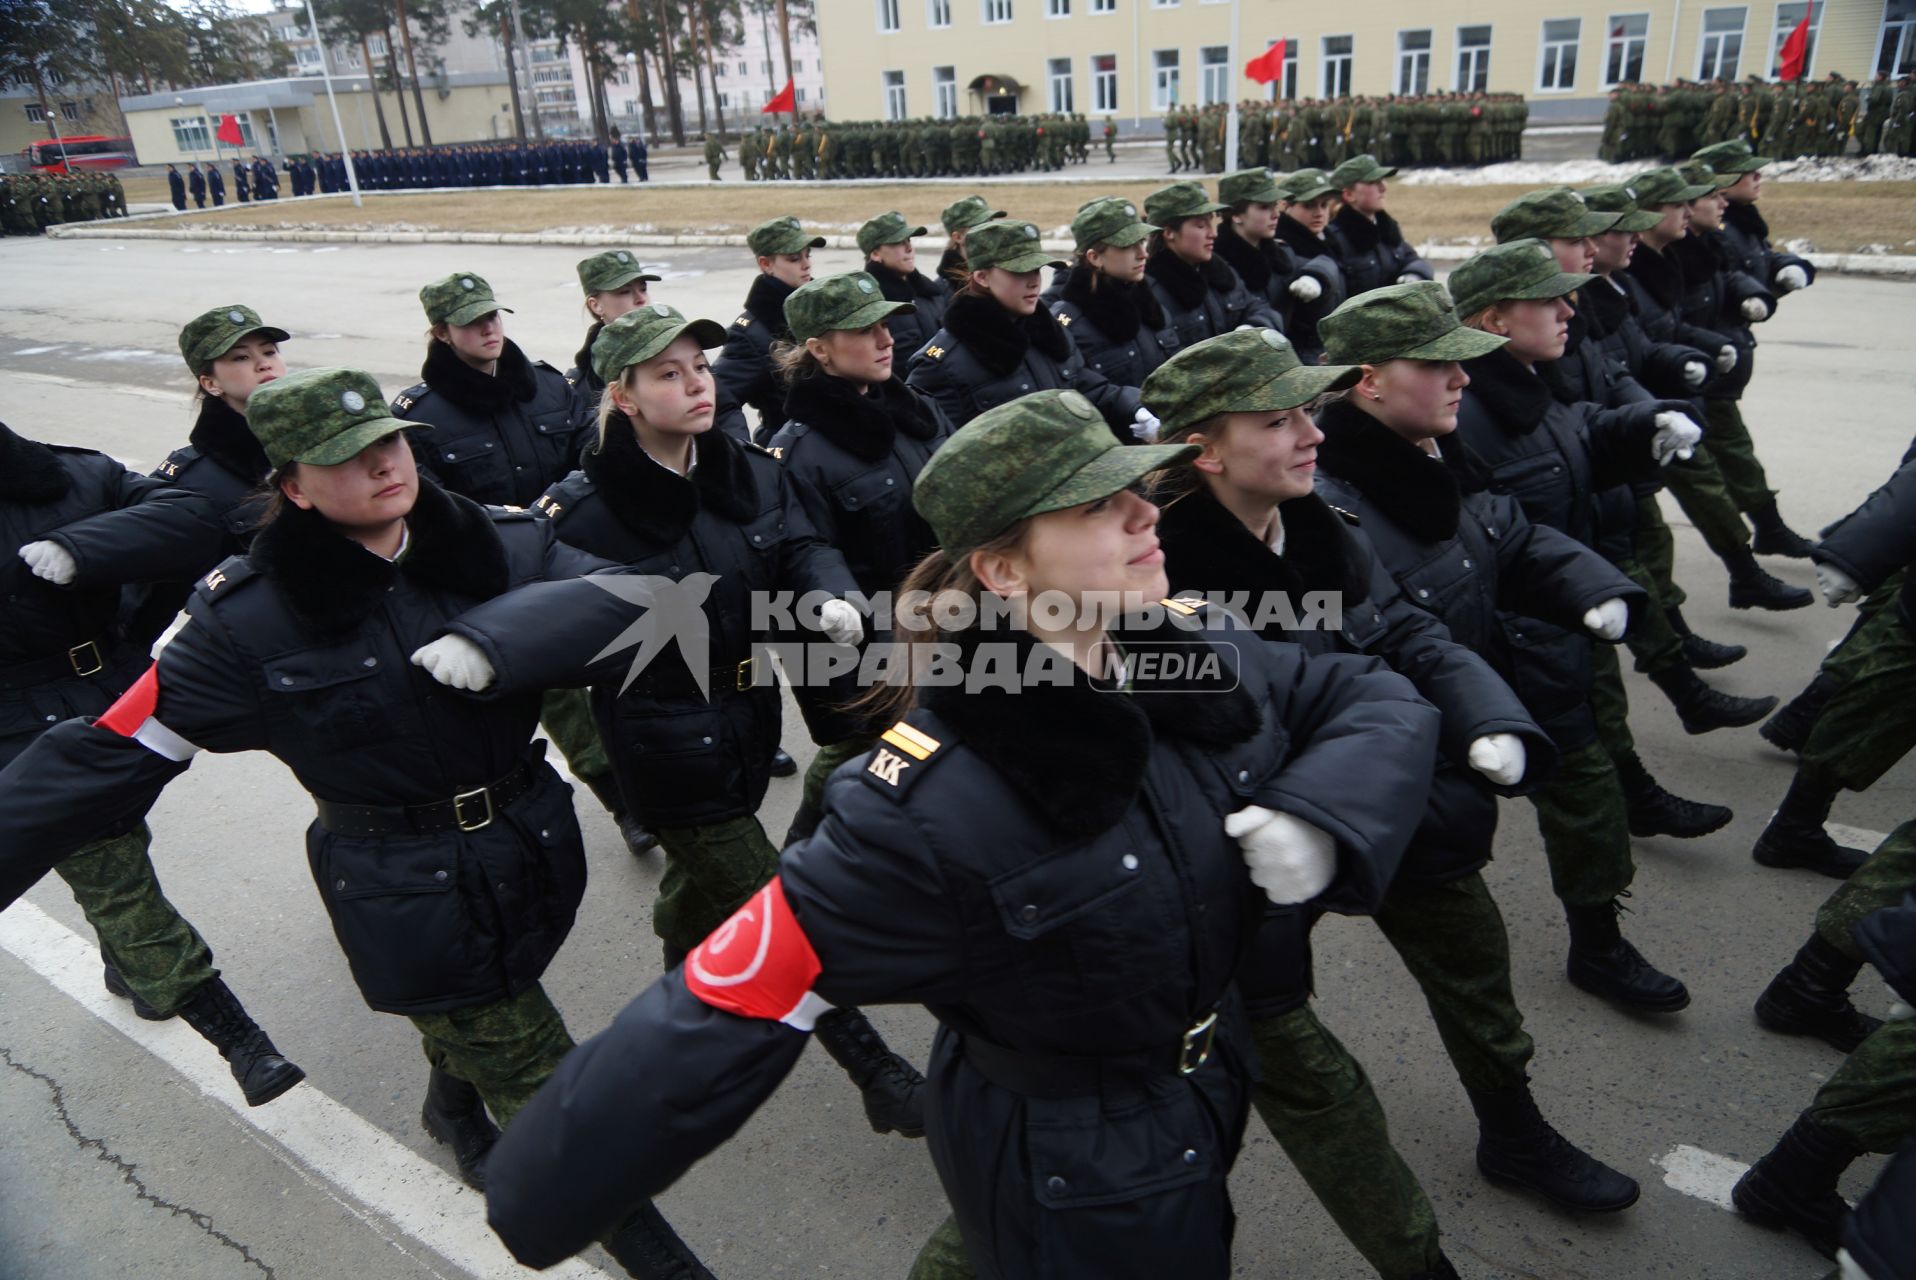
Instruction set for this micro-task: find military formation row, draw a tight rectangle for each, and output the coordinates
[1164,93,1530,175]
[0,171,129,234]
[720,114,1108,182]
[1600,73,1916,163]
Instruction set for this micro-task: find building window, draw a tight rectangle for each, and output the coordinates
[1200,45,1229,104]
[170,114,212,151]
[1882,0,1916,77]
[928,0,951,25]
[878,0,900,32]
[1048,57,1075,109]
[296,45,323,72]
[1322,34,1353,98]
[1093,53,1118,109]
[1153,48,1180,108]
[738,60,748,74]
[796,87,807,103]
[1768,2,1820,78]
[1091,0,1115,11]
[1153,0,1177,7]
[1604,13,1649,84]
[1538,18,1581,90]
[1396,29,1431,95]
[367,33,388,56]
[59,101,80,121]
[761,59,772,73]
[341,46,363,69]
[1048,0,1069,14]
[934,64,958,117]
[1457,24,1492,91]
[25,102,46,123]
[983,0,1012,22]
[1697,7,1745,78]
[883,68,907,119]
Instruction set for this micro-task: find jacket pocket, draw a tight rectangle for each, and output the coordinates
[428,434,512,498]
[309,829,485,1010]
[988,832,1169,1011]
[1024,1082,1213,1211]
[262,643,389,750]
[609,701,743,823]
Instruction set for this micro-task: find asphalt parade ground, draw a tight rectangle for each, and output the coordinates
[0,235,1912,1279]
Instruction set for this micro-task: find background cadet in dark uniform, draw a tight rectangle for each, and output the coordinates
[482,388,1442,1280]
[166,164,186,211]
[1140,181,1282,352]
[856,211,949,357]
[250,155,278,200]
[1050,197,1182,391]
[186,162,206,209]
[936,195,1006,287]
[1212,168,1342,365]
[206,162,225,207]
[232,157,250,203]
[629,130,649,181]
[714,216,825,445]
[609,129,629,182]
[1324,155,1434,298]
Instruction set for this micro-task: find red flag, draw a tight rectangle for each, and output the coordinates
[215,114,244,146]
[1244,39,1288,85]
[1777,4,1813,82]
[761,78,796,114]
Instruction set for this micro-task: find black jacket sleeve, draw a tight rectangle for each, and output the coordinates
[1814,457,1916,596]
[1488,494,1646,633]
[1580,398,1688,490]
[44,464,224,589]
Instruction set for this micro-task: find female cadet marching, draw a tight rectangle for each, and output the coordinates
[531,304,926,1137]
[1144,329,1638,1279]
[935,195,1006,287]
[1211,168,1342,365]
[478,387,1442,1280]
[714,216,825,442]
[0,367,713,1277]
[855,212,949,356]
[1047,197,1182,391]
[1139,181,1282,351]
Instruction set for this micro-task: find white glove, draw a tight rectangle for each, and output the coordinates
[819,598,864,645]
[18,540,76,585]
[1715,344,1738,374]
[1467,733,1527,787]
[1132,407,1162,443]
[1815,562,1861,607]
[1681,359,1707,389]
[1395,273,1421,285]
[1583,597,1629,641]
[1225,805,1337,905]
[1289,275,1322,302]
[1740,296,1771,322]
[1652,411,1703,465]
[1776,264,1809,293]
[410,634,495,691]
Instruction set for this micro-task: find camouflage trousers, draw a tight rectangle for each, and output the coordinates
[1809,1015,1916,1152]
[1701,399,1776,513]
[802,734,874,812]
[1615,537,1686,677]
[413,983,575,1128]
[908,1215,972,1280]
[1528,740,1636,907]
[1590,642,1638,765]
[57,821,218,1017]
[653,815,781,954]
[539,687,615,795]
[1660,443,1752,559]
[1817,819,1916,961]
[1800,596,1916,793]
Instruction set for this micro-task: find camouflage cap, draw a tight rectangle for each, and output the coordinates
[784,272,914,342]
[912,389,1198,558]
[420,272,513,327]
[1143,181,1229,227]
[1575,183,1664,232]
[1329,154,1398,187]
[1276,168,1339,203]
[178,304,290,373]
[1677,158,1740,192]
[964,220,1066,274]
[1142,329,1361,436]
[940,194,1007,234]
[576,249,661,294]
[1217,167,1283,206]
[747,215,827,257]
[857,210,930,255]
[1490,188,1622,243]
[1449,239,1592,318]
[1071,196,1154,251]
[1692,140,1771,174]
[1630,166,1715,206]
[590,302,727,382]
[248,367,419,472]
[1319,281,1508,366]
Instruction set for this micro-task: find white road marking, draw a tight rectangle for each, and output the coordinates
[0,900,607,1280]
[1828,823,1892,852]
[1652,1144,1750,1211]
[0,368,180,404]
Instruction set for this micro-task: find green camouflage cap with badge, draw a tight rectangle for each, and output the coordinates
[1575,183,1664,232]
[1677,158,1739,192]
[1144,181,1229,227]
[964,220,1066,274]
[1319,281,1509,367]
[1329,154,1398,188]
[1491,188,1622,243]
[1143,329,1361,437]
[785,272,914,342]
[178,304,290,373]
[747,215,827,257]
[1218,167,1283,206]
[577,249,662,294]
[248,367,419,473]
[1276,168,1339,203]
[1449,238,1593,320]
[420,272,513,327]
[940,195,1007,234]
[913,389,1198,559]
[857,211,930,255]
[1692,140,1771,174]
[1071,196,1154,251]
[1630,166,1715,206]
[590,302,727,382]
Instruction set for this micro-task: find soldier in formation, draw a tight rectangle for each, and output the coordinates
[1,170,125,233]
[735,113,1096,180]
[1164,94,1526,175]
[1604,73,1916,163]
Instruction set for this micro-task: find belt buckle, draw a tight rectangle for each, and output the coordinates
[734,656,754,692]
[1178,1011,1218,1076]
[68,641,103,678]
[453,787,494,832]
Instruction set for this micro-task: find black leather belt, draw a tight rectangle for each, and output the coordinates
[313,759,538,837]
[626,654,760,695]
[960,1010,1220,1099]
[0,639,107,689]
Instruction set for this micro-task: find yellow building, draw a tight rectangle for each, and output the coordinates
[816,0,1916,125]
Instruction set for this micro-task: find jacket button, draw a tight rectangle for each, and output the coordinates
[1020,904,1039,923]
[45,714,57,722]
[1487,527,1498,537]
[1237,768,1250,783]
[1461,559,1473,569]
[280,675,295,686]
[886,478,894,485]
[1121,853,1139,871]
[702,736,713,745]
[1551,465,1560,473]
[1020,383,1030,390]
[752,534,762,543]
[671,565,681,574]
[1512,631,1525,642]
[335,879,346,890]
[1046,1176,1067,1194]
[434,869,448,882]
[362,656,378,668]
[1183,1149,1199,1165]
[540,829,549,839]
[1416,588,1429,599]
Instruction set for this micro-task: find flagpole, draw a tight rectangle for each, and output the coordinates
[304,0,362,207]
[1224,0,1240,171]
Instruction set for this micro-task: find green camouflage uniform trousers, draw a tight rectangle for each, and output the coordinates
[1701,399,1776,513]
[653,815,781,955]
[538,687,616,798]
[1659,444,1754,559]
[56,821,218,1016]
[803,735,874,812]
[1817,819,1916,961]
[1799,588,1916,794]
[413,983,575,1127]
[1528,740,1636,907]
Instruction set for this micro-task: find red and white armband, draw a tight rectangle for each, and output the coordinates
[683,877,831,1031]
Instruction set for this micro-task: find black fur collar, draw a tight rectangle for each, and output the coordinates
[1314,398,1463,544]
[744,273,796,338]
[1213,225,1283,293]
[869,263,945,303]
[1460,348,1553,435]
[582,420,758,544]
[1724,199,1770,244]
[782,374,938,462]
[921,619,1261,839]
[941,291,1070,377]
[188,395,271,483]
[1276,215,1334,260]
[249,479,507,636]
[573,322,605,391]
[0,423,72,503]
[936,245,969,288]
[1331,205,1405,251]
[1145,247,1241,312]
[423,337,538,414]
[1158,484,1368,636]
[1625,241,1684,309]
[1060,265,1164,343]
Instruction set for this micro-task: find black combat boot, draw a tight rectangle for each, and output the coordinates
[1748,500,1818,559]
[176,978,305,1107]
[1564,898,1691,1012]
[1464,1083,1641,1213]
[1646,665,1778,735]
[1752,769,1869,880]
[783,799,823,847]
[1407,1255,1462,1280]
[421,1066,500,1189]
[1612,750,1733,839]
[599,1200,716,1280]
[1732,1112,1858,1259]
[1725,547,1812,610]
[769,748,798,778]
[1665,605,1746,669]
[1760,672,1840,755]
[812,1006,927,1138]
[102,962,169,1021]
[581,770,659,856]
[1755,934,1884,1053]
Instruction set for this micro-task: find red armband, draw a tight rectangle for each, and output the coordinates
[95,665,199,761]
[684,877,829,1031]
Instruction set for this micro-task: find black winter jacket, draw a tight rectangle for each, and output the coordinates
[562,321,751,443]
[1574,275,1716,403]
[1717,201,1815,296]
[1050,265,1183,390]
[1213,225,1342,364]
[713,273,796,440]
[1815,452,1916,632]
[1324,206,1433,297]
[867,261,951,357]
[395,338,583,507]
[1669,233,1775,402]
[1141,247,1283,352]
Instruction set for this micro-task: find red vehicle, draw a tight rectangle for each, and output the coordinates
[24,136,135,173]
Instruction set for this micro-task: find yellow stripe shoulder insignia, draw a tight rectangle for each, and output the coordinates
[735,313,753,328]
[865,720,944,791]
[1160,596,1207,616]
[1327,504,1360,526]
[878,720,940,760]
